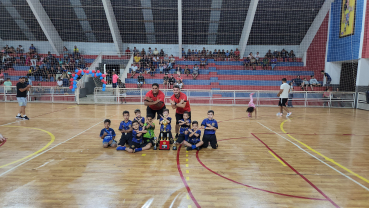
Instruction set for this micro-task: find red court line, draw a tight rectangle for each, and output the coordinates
[0,138,6,147]
[176,145,201,208]
[196,138,327,201]
[251,133,340,208]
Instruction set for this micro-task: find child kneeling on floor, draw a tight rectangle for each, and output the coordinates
[100,119,117,148]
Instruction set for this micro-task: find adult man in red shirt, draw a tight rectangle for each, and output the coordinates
[125,47,131,55]
[144,83,166,120]
[170,85,191,139]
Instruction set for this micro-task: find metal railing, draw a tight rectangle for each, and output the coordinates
[357,92,369,110]
[0,86,77,103]
[93,87,356,108]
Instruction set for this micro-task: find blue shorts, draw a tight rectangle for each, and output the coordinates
[103,138,117,146]
[112,83,117,88]
[17,97,27,106]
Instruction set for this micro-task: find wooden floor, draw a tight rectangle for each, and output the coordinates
[0,103,369,208]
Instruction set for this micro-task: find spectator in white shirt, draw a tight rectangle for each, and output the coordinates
[255,52,260,65]
[57,77,63,87]
[130,63,138,78]
[301,77,310,91]
[309,75,321,91]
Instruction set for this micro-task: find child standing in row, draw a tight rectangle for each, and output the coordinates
[117,111,132,148]
[143,115,155,146]
[100,119,117,148]
[159,109,173,142]
[134,109,145,127]
[173,111,191,150]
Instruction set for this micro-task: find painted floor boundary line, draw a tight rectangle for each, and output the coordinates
[257,122,369,192]
[0,115,116,177]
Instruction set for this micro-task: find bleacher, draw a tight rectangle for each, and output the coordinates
[125,57,326,91]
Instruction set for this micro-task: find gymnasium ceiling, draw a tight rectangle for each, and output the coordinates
[0,0,326,45]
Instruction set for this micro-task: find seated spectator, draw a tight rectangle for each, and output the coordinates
[140,48,146,56]
[194,49,199,61]
[48,67,56,81]
[206,50,211,59]
[175,66,182,75]
[192,64,199,80]
[270,56,277,70]
[163,62,169,74]
[56,66,62,80]
[321,70,332,90]
[169,74,176,87]
[309,75,321,91]
[291,75,302,88]
[225,50,230,61]
[212,49,218,59]
[134,54,141,63]
[63,46,69,60]
[31,53,38,66]
[281,49,288,62]
[159,49,165,57]
[149,65,156,77]
[169,55,175,67]
[133,47,139,54]
[8,47,15,54]
[57,77,63,87]
[182,48,186,59]
[187,49,192,60]
[29,44,36,54]
[152,55,159,67]
[255,52,260,65]
[153,48,159,56]
[243,57,251,70]
[175,75,184,89]
[200,56,207,69]
[16,45,24,54]
[289,50,296,62]
[62,71,70,87]
[125,47,131,55]
[27,66,34,77]
[301,78,310,91]
[229,49,234,60]
[273,50,279,57]
[265,50,272,59]
[248,52,256,70]
[184,65,190,76]
[73,46,79,55]
[158,60,164,74]
[130,63,138,78]
[164,54,169,63]
[147,47,152,55]
[234,48,240,61]
[220,49,226,61]
[201,47,206,56]
[19,54,25,65]
[163,73,169,88]
[137,73,145,88]
[216,49,222,61]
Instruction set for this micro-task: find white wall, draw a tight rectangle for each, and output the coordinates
[357,58,369,86]
[325,61,341,85]
[2,40,299,58]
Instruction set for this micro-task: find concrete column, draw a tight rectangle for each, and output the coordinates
[238,0,259,59]
[178,0,182,58]
[102,0,123,55]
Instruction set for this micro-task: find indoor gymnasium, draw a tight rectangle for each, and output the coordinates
[0,0,369,207]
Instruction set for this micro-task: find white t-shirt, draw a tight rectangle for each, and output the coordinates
[131,66,138,72]
[279,83,290,98]
[57,80,63,86]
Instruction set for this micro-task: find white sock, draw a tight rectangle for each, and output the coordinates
[17,113,21,116]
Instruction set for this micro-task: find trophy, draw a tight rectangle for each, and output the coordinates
[159,119,170,150]
[153,137,158,150]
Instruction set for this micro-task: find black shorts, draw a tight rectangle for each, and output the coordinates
[159,131,173,140]
[175,111,192,124]
[146,105,166,120]
[118,133,132,146]
[202,134,218,149]
[176,134,187,143]
[278,98,288,107]
[143,136,154,145]
[128,140,148,149]
[112,83,117,88]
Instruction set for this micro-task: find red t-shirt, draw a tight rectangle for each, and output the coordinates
[234,50,240,56]
[170,92,191,114]
[125,49,131,53]
[145,90,165,110]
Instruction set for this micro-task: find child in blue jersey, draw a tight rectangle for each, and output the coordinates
[159,109,173,142]
[117,110,133,149]
[183,121,203,151]
[201,110,218,149]
[134,109,145,127]
[173,111,191,150]
[100,119,117,148]
[117,120,149,153]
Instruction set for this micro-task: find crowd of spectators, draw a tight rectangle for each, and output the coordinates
[290,71,331,91]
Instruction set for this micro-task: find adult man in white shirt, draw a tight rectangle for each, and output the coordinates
[130,63,138,78]
[277,78,292,117]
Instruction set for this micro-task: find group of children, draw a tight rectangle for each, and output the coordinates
[99,109,219,153]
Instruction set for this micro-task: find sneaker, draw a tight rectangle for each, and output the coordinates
[276,113,282,117]
[286,112,292,118]
[22,116,29,120]
[16,115,22,119]
[186,147,192,151]
[250,93,254,96]
[248,113,251,117]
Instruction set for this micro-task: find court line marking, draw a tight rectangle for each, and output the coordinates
[280,119,369,185]
[0,126,55,168]
[251,133,339,208]
[0,116,113,177]
[176,145,201,208]
[196,138,326,201]
[269,151,286,166]
[258,121,369,192]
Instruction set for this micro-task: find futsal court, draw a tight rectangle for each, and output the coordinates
[0,102,368,208]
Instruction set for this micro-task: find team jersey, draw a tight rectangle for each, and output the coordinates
[135,117,145,126]
[119,120,132,132]
[201,118,218,135]
[189,129,201,143]
[159,117,172,132]
[100,128,116,142]
[170,92,191,114]
[132,127,144,143]
[143,123,155,139]
[145,90,165,110]
[179,119,191,135]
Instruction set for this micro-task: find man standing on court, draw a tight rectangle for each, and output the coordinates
[144,83,166,120]
[16,77,31,120]
[277,78,292,118]
[170,85,191,140]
